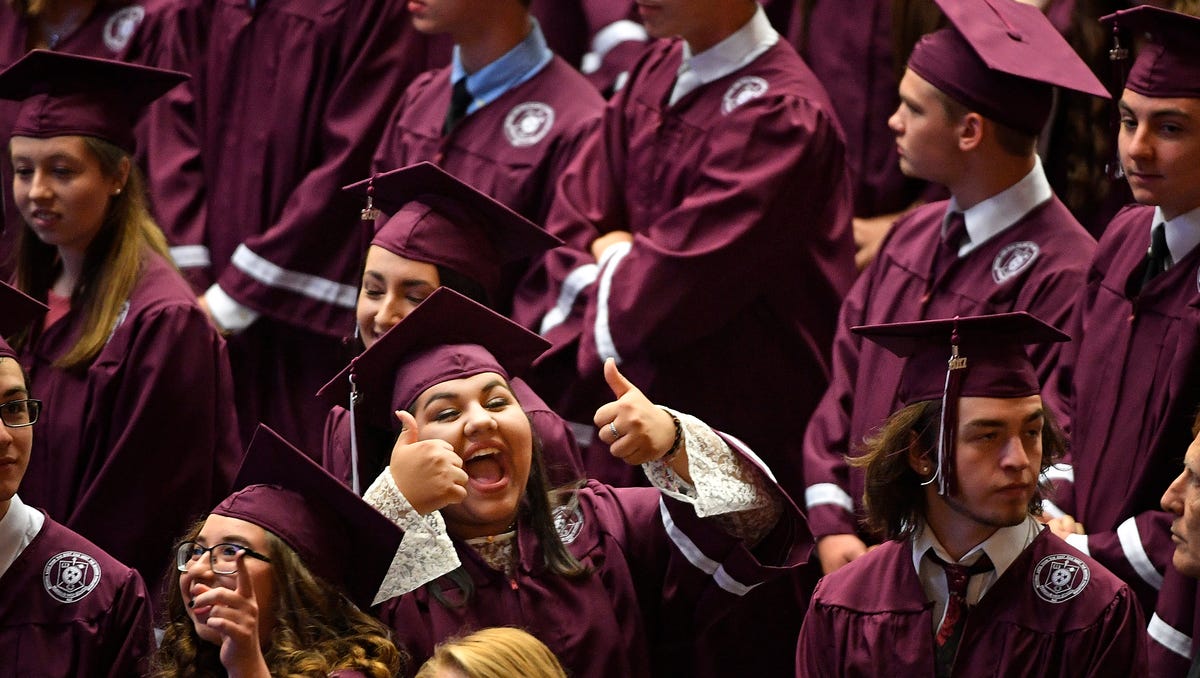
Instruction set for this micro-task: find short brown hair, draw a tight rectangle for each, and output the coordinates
[851,398,1067,540]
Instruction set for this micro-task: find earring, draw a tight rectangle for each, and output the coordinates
[113,188,122,196]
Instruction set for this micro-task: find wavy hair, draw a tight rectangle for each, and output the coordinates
[150,521,407,678]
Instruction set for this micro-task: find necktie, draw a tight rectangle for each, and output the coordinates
[931,211,968,283]
[930,552,994,678]
[1140,223,1171,294]
[443,77,473,134]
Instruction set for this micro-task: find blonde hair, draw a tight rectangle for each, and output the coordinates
[12,136,171,370]
[415,627,566,678]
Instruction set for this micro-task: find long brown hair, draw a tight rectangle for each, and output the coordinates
[11,136,171,370]
[151,521,407,678]
[851,398,1067,541]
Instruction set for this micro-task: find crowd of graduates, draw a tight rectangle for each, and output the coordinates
[2,0,1200,676]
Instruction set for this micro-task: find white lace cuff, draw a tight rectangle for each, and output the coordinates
[364,470,460,605]
[643,408,775,518]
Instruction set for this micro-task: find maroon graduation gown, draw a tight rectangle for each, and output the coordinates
[17,252,242,605]
[322,378,586,492]
[802,197,1095,541]
[378,469,812,678]
[1057,204,1200,674]
[520,38,856,497]
[0,512,153,678]
[796,530,1147,677]
[137,0,448,453]
[0,0,161,277]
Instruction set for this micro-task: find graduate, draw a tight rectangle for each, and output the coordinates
[152,425,406,678]
[0,51,242,608]
[138,0,446,455]
[0,280,153,678]
[324,162,584,493]
[374,0,605,241]
[1049,6,1200,673]
[1161,414,1200,676]
[519,0,855,500]
[801,0,1106,575]
[327,288,811,678]
[796,313,1146,677]
[414,627,568,678]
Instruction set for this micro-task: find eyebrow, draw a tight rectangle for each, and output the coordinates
[1118,100,1193,120]
[1,387,28,398]
[961,409,1045,429]
[361,271,435,288]
[420,379,512,410]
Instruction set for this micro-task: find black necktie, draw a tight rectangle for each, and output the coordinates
[929,551,994,678]
[443,77,472,134]
[1140,223,1171,293]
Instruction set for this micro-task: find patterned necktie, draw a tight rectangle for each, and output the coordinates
[443,77,473,134]
[930,552,994,678]
[1139,223,1170,294]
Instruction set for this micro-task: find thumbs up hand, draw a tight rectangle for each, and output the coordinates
[389,410,469,514]
[593,358,678,466]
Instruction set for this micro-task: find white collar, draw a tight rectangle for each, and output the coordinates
[0,494,44,579]
[946,158,1053,256]
[911,515,1042,581]
[1152,204,1200,267]
[678,4,778,87]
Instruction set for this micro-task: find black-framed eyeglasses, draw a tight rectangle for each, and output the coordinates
[175,541,272,575]
[0,398,40,428]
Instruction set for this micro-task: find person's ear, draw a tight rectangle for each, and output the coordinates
[957,112,985,152]
[906,431,933,477]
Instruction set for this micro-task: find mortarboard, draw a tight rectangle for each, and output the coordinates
[0,281,46,359]
[0,50,187,153]
[852,312,1068,495]
[343,163,562,305]
[907,0,1109,135]
[211,425,404,610]
[1101,5,1200,99]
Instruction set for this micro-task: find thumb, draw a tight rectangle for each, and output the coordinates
[395,410,420,445]
[604,358,634,398]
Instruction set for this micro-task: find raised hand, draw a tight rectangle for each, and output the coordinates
[390,409,469,514]
[594,358,678,466]
[193,553,269,678]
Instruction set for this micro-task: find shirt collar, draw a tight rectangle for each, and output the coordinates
[911,515,1042,581]
[450,18,553,113]
[946,158,1053,256]
[1153,204,1200,266]
[678,5,778,87]
[0,495,44,579]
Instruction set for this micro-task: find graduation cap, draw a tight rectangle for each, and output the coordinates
[0,282,47,360]
[852,312,1068,496]
[0,50,187,153]
[1101,5,1200,99]
[210,425,404,610]
[343,162,563,305]
[906,0,1109,135]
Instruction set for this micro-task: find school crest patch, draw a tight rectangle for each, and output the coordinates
[552,504,584,545]
[722,76,768,114]
[504,102,555,147]
[992,241,1040,284]
[1032,554,1090,604]
[103,6,146,54]
[43,551,102,604]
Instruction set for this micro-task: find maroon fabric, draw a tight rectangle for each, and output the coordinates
[17,252,243,608]
[213,425,403,610]
[796,532,1147,676]
[1103,5,1200,99]
[518,38,855,498]
[0,513,153,678]
[379,465,811,678]
[803,198,1094,540]
[321,376,586,494]
[373,58,603,229]
[0,281,46,358]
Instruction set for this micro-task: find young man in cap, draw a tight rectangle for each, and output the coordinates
[0,281,153,677]
[372,0,605,237]
[518,0,855,499]
[796,313,1146,677]
[801,0,1105,576]
[1049,6,1200,673]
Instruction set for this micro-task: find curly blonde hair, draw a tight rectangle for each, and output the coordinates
[415,627,566,678]
[149,521,407,678]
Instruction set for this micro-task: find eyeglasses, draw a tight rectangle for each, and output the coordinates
[0,398,40,428]
[175,541,272,575]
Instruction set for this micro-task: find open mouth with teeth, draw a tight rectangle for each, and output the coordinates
[463,448,509,491]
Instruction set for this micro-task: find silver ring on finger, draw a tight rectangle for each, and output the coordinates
[609,421,621,439]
